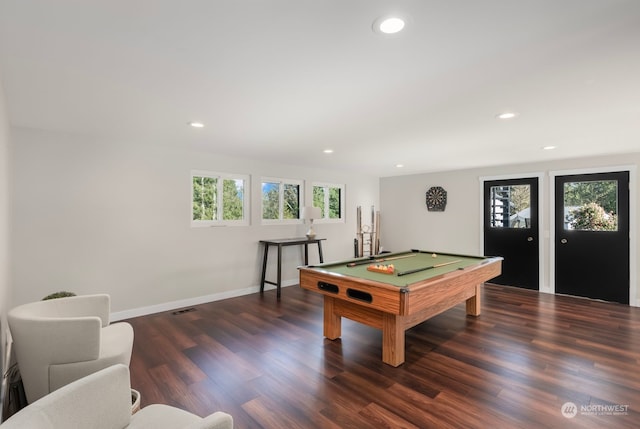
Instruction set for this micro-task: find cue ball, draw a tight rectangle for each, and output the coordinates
[432,253,437,258]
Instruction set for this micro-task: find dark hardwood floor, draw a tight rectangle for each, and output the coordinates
[126,284,640,428]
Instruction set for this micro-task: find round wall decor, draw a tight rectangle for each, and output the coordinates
[425,186,447,211]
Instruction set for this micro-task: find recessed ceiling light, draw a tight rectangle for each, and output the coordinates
[496,112,518,120]
[395,164,404,168]
[542,145,557,150]
[373,16,406,35]
[323,149,334,154]
[379,17,405,34]
[188,122,204,128]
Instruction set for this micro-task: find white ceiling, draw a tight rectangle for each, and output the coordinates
[1,1,639,177]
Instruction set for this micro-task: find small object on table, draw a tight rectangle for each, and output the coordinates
[432,253,437,258]
[302,206,322,239]
[366,263,395,274]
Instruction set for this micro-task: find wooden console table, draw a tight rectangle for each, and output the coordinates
[259,237,325,299]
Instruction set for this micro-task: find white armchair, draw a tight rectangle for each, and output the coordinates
[0,364,233,429]
[7,294,134,403]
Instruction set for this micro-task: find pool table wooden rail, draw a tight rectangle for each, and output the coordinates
[403,257,502,316]
[299,269,406,314]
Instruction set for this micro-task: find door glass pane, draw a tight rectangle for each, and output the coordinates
[489,185,531,228]
[563,180,618,231]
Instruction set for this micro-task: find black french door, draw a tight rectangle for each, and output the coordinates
[483,177,539,290]
[555,171,630,304]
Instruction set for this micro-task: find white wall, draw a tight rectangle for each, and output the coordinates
[11,127,378,317]
[12,125,638,319]
[0,73,11,411]
[380,153,640,306]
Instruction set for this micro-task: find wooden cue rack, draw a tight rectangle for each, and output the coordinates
[354,205,380,257]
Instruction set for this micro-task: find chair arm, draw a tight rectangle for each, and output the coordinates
[0,365,132,429]
[182,412,234,429]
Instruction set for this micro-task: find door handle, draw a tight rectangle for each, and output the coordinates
[527,237,534,242]
[560,238,568,244]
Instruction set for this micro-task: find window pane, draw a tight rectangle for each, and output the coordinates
[489,185,530,228]
[222,178,244,220]
[563,180,618,231]
[283,183,300,219]
[193,176,216,221]
[313,186,325,216]
[262,182,280,220]
[329,187,341,219]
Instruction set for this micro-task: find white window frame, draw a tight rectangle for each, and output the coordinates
[191,170,250,227]
[261,177,304,225]
[312,182,345,223]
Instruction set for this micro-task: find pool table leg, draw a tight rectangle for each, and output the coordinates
[323,296,342,339]
[382,313,405,367]
[465,284,482,316]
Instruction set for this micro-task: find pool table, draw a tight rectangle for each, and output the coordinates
[298,250,502,366]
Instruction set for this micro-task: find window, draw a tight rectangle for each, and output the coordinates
[563,180,618,231]
[489,184,531,228]
[191,170,249,226]
[313,182,345,222]
[261,177,303,223]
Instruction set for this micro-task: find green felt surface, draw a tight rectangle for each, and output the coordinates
[310,251,488,287]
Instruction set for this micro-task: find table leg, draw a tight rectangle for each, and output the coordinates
[323,296,342,340]
[304,243,309,265]
[317,241,324,263]
[382,313,405,367]
[465,284,482,316]
[276,244,282,299]
[260,243,269,293]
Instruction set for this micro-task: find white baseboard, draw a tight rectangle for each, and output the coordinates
[110,280,299,321]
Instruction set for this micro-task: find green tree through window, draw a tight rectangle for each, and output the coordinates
[564,180,617,213]
[328,187,341,219]
[313,187,325,215]
[313,183,344,220]
[564,180,618,231]
[223,179,244,220]
[193,176,216,221]
[261,178,303,222]
[262,182,280,220]
[192,171,248,226]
